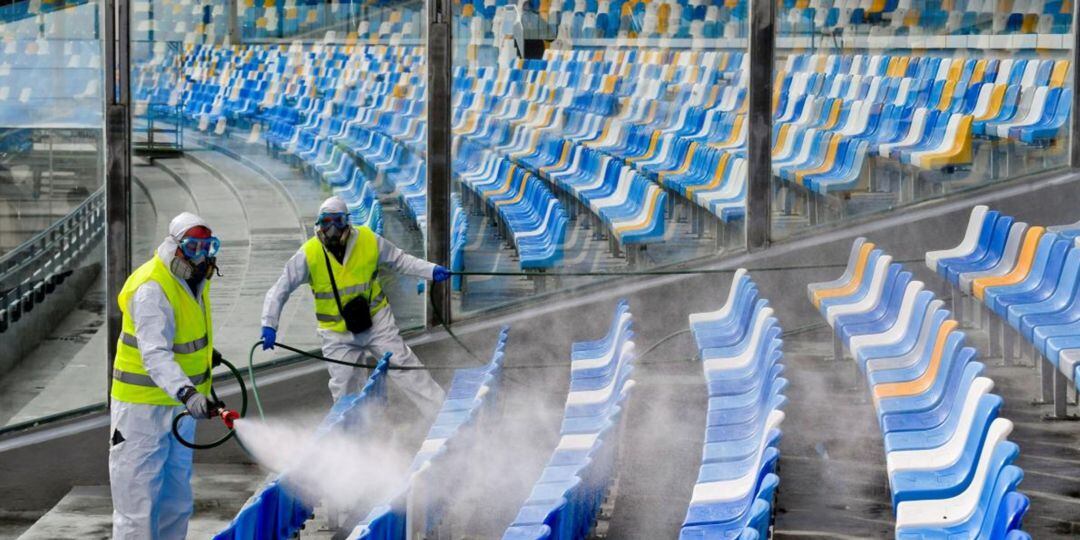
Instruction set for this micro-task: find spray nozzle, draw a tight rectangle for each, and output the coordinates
[218,408,241,430]
[211,398,241,430]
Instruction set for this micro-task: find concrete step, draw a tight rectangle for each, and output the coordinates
[16,463,267,540]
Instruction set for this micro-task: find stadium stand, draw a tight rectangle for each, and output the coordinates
[771,53,1072,216]
[136,44,754,271]
[0,38,102,129]
[213,354,391,540]
[131,42,472,283]
[132,37,1078,251]
[928,205,1080,416]
[808,237,1032,538]
[347,326,508,538]
[680,268,784,539]
[502,300,636,539]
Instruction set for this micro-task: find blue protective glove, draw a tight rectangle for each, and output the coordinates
[260,326,277,350]
[433,265,451,283]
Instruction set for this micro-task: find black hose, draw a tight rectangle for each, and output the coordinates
[171,357,249,450]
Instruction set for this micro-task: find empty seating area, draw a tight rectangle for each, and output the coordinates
[928,205,1080,417]
[783,0,1075,37]
[503,301,636,538]
[453,48,749,262]
[139,42,754,272]
[347,326,508,539]
[0,39,101,129]
[127,32,1080,278]
[681,269,784,539]
[135,42,471,284]
[772,53,1071,219]
[808,238,1032,539]
[455,0,749,44]
[214,355,391,539]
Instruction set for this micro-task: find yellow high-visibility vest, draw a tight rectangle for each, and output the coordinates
[111,255,213,405]
[304,225,387,333]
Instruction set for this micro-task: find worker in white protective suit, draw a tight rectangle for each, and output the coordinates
[109,212,224,540]
[260,196,449,414]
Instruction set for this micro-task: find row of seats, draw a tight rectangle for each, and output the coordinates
[0,38,101,129]
[808,237,1031,539]
[503,301,636,538]
[347,326,508,539]
[782,0,1074,36]
[458,0,749,42]
[770,53,1071,196]
[0,0,88,24]
[927,205,1080,403]
[452,90,670,248]
[455,139,569,268]
[239,2,422,42]
[213,355,391,539]
[681,269,784,539]
[451,48,749,243]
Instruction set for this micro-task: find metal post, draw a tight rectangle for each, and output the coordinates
[1053,368,1068,419]
[426,0,452,328]
[1071,0,1080,168]
[1040,356,1054,404]
[746,0,774,251]
[227,0,240,44]
[104,0,133,405]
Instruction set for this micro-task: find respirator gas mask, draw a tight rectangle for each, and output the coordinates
[171,235,221,281]
[315,212,351,248]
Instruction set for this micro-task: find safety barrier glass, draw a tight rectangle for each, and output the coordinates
[450,0,751,317]
[0,0,106,428]
[1,0,1078,432]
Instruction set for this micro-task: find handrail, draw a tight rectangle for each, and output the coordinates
[0,187,105,329]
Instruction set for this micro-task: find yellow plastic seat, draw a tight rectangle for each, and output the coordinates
[973,227,1045,300]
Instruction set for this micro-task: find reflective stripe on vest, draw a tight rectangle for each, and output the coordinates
[111,255,214,406]
[112,367,212,387]
[312,283,371,300]
[120,332,209,355]
[304,226,388,333]
[313,293,387,322]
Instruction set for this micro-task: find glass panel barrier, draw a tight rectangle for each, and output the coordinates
[0,0,106,426]
[451,0,750,316]
[771,0,1074,241]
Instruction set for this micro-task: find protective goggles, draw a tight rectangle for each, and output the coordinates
[316,212,349,230]
[177,236,221,261]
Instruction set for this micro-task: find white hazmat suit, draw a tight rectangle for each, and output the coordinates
[261,197,446,414]
[110,212,211,540]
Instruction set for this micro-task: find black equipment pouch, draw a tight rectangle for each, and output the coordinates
[323,248,374,334]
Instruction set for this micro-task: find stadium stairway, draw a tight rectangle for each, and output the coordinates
[1,135,324,425]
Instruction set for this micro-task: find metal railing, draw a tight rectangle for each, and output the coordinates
[0,187,105,333]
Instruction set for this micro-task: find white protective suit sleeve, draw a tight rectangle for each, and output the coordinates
[375,234,436,279]
[130,282,194,399]
[261,248,310,330]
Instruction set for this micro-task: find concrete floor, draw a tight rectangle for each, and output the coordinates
[15,463,267,540]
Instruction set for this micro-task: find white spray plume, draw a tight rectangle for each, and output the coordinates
[234,417,413,512]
